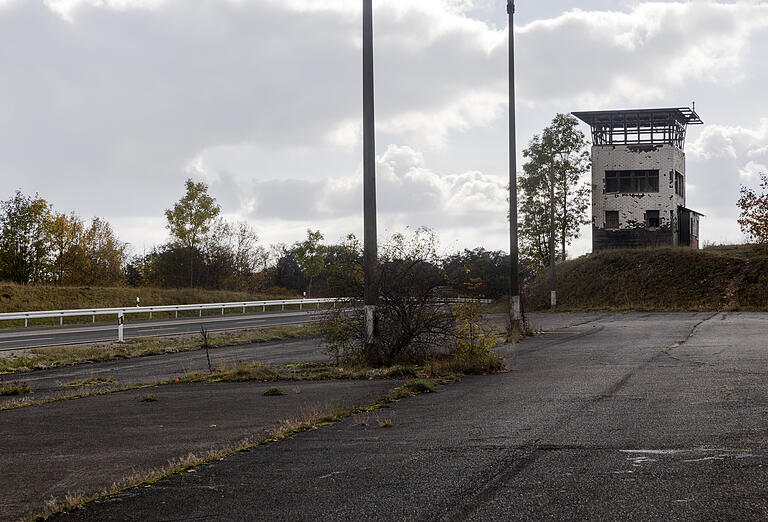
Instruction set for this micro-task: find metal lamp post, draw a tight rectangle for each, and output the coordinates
[363,0,378,351]
[507,1,522,330]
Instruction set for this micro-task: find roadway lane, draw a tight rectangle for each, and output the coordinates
[0,310,321,351]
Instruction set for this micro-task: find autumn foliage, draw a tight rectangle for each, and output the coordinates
[738,173,768,243]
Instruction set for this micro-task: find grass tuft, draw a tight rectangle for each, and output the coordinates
[402,379,435,394]
[64,376,116,387]
[0,381,33,396]
[387,365,418,378]
[263,386,286,396]
[140,393,158,402]
[272,404,347,440]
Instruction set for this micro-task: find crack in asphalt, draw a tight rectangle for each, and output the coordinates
[661,312,720,360]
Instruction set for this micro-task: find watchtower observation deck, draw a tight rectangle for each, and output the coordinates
[572,107,703,150]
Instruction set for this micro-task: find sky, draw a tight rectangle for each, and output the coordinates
[1,0,767,259]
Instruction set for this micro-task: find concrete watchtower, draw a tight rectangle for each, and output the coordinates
[572,107,703,251]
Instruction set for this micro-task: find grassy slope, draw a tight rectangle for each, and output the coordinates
[0,283,297,313]
[524,244,768,312]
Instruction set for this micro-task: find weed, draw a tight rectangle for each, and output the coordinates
[263,387,286,396]
[376,417,394,428]
[272,404,348,440]
[453,297,507,374]
[64,376,116,387]
[720,385,736,400]
[140,393,158,402]
[0,381,33,396]
[402,379,435,394]
[388,365,418,378]
[200,325,213,374]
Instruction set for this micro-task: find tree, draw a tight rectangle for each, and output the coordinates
[738,172,768,243]
[292,229,326,298]
[80,217,126,285]
[49,211,84,285]
[519,114,591,270]
[443,248,511,300]
[165,179,221,287]
[323,233,363,297]
[0,191,52,284]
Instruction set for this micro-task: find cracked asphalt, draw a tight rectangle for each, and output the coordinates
[11,312,768,520]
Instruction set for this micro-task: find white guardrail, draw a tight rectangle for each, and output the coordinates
[0,298,348,328]
[0,296,490,342]
[0,296,490,328]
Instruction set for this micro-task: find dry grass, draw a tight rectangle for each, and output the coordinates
[0,358,458,412]
[0,324,323,373]
[524,244,768,312]
[31,439,254,521]
[272,404,349,439]
[0,383,143,411]
[64,376,116,387]
[0,381,33,396]
[181,359,463,385]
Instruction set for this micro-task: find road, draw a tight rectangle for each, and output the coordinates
[0,310,321,351]
[47,311,768,521]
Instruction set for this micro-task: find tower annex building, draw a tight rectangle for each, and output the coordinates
[572,107,703,251]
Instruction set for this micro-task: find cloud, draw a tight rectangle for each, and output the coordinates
[516,2,768,107]
[0,0,766,254]
[216,144,507,226]
[685,118,768,243]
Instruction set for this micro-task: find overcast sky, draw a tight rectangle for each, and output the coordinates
[2,0,767,258]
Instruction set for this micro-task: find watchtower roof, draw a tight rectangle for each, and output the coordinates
[572,107,703,149]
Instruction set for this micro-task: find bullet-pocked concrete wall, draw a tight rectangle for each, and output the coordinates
[592,144,686,250]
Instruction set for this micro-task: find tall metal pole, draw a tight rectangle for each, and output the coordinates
[507,1,522,331]
[363,0,378,350]
[549,166,557,308]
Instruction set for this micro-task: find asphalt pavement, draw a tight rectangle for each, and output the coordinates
[49,311,768,521]
[2,379,399,521]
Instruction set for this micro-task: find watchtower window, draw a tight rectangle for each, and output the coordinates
[646,210,660,228]
[675,171,685,198]
[605,211,619,229]
[605,170,659,193]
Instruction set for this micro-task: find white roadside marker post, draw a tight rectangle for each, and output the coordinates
[118,311,124,343]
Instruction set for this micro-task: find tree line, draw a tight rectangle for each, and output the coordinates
[0,191,126,286]
[0,113,595,294]
[0,184,528,299]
